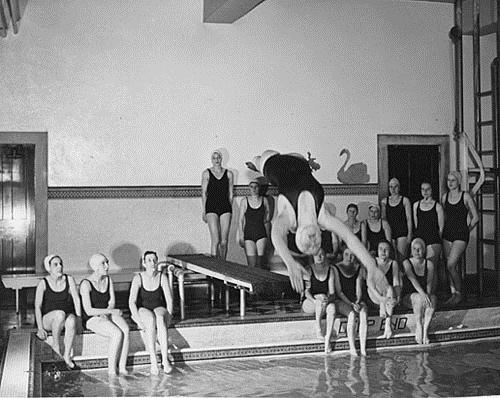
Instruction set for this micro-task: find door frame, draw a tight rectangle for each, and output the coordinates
[377,134,450,201]
[0,132,47,273]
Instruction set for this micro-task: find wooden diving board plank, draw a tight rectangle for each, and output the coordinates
[165,254,291,319]
[165,254,290,294]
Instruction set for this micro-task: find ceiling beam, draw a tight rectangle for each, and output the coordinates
[203,0,266,24]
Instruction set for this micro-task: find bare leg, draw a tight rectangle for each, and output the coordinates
[443,240,467,304]
[63,314,77,368]
[394,237,409,266]
[422,295,436,344]
[314,296,327,338]
[410,294,424,344]
[43,310,66,358]
[138,308,159,375]
[111,313,130,374]
[347,311,358,356]
[206,214,221,257]
[359,305,368,356]
[426,243,442,294]
[256,238,268,269]
[87,316,124,375]
[154,307,172,374]
[219,212,232,260]
[324,304,336,354]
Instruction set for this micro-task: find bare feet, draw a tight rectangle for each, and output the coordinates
[150,364,160,376]
[108,368,118,376]
[360,350,367,357]
[422,335,430,345]
[349,349,359,357]
[64,357,75,370]
[163,361,173,374]
[119,367,130,376]
[383,326,393,340]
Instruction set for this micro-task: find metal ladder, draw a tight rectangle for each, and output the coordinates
[470,0,500,297]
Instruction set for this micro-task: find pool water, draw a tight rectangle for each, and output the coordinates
[42,339,500,397]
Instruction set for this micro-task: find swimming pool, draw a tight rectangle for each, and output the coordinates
[42,338,500,397]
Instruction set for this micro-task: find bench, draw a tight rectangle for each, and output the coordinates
[165,254,291,319]
[1,267,148,315]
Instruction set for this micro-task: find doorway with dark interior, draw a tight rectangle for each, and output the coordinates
[387,145,440,204]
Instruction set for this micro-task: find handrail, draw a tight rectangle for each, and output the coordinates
[463,130,486,196]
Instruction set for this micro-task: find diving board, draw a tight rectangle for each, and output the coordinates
[165,254,291,319]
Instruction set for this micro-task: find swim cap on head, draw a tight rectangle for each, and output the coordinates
[88,253,107,270]
[43,254,60,273]
[295,224,321,255]
[448,170,462,185]
[411,237,426,250]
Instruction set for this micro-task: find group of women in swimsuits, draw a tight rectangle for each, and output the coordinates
[376,171,479,305]
[35,251,173,376]
[347,172,478,306]
[202,150,272,268]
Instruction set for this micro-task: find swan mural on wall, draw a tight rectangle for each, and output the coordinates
[337,148,370,184]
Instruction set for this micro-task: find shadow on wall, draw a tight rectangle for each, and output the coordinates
[166,242,197,256]
[110,242,142,269]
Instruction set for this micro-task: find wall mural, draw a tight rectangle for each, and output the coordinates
[337,148,370,184]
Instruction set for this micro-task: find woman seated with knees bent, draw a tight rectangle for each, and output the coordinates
[441,171,479,305]
[35,255,81,369]
[373,241,399,339]
[381,178,412,263]
[334,247,368,356]
[80,253,130,375]
[237,179,271,268]
[302,248,336,353]
[129,251,173,375]
[402,238,437,345]
[413,182,444,292]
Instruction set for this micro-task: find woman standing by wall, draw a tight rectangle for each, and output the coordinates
[381,178,412,263]
[413,182,444,292]
[364,203,392,256]
[237,179,271,268]
[201,150,234,260]
[441,171,479,305]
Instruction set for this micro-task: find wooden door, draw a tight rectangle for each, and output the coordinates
[0,144,36,273]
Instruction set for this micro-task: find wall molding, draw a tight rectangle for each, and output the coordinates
[48,184,379,200]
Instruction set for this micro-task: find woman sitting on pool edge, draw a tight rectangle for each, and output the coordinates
[402,238,437,345]
[334,246,369,356]
[80,253,130,375]
[302,248,336,353]
[34,255,82,369]
[129,251,174,375]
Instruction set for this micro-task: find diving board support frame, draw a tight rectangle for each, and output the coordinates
[165,255,252,319]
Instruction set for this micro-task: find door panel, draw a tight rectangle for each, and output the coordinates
[0,144,35,273]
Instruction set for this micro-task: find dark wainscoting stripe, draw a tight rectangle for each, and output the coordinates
[48,184,379,200]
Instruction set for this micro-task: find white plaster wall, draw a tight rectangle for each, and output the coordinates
[48,193,377,272]
[0,0,454,186]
